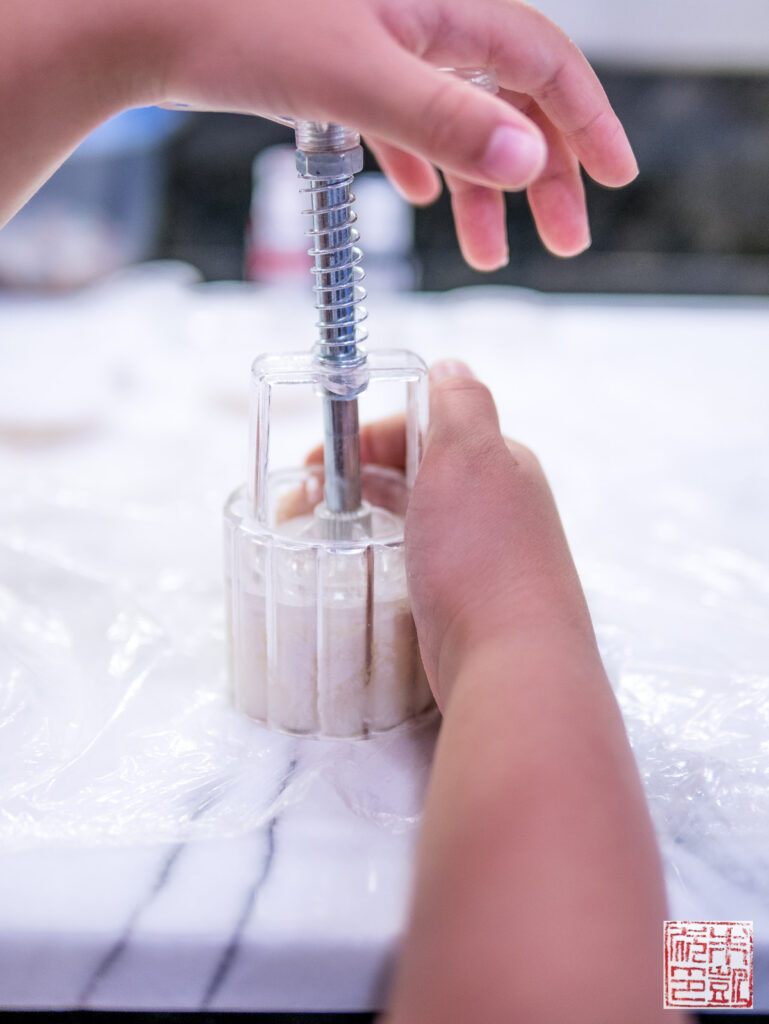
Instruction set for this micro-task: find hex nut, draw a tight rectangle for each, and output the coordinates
[295,147,365,178]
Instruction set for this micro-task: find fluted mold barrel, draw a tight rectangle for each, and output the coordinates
[224,349,432,738]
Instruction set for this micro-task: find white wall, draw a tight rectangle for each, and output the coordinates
[531,0,769,71]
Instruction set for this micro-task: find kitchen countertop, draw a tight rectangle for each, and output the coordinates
[0,265,767,1012]
[0,783,419,1011]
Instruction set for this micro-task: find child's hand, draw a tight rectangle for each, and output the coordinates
[362,363,668,1024]
[157,0,637,269]
[314,360,597,707]
[405,361,596,706]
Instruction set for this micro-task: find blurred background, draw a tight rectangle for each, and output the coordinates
[2,0,769,295]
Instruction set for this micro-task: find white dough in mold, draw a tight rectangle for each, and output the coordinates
[231,510,432,738]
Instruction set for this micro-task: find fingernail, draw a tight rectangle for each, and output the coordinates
[482,125,545,185]
[429,360,475,383]
[574,223,591,255]
[479,246,509,272]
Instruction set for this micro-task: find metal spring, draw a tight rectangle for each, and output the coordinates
[299,174,368,363]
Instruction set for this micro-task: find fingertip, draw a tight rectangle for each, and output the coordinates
[428,373,501,444]
[525,139,591,259]
[615,128,640,184]
[391,170,443,206]
[448,179,509,272]
[366,137,443,205]
[418,176,444,206]
[543,222,591,258]
[481,124,547,188]
[609,158,639,189]
[570,228,591,256]
[305,445,324,466]
[429,360,475,383]
[463,244,510,273]
[599,156,639,190]
[358,413,407,469]
[588,121,639,188]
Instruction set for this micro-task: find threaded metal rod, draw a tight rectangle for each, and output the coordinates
[310,177,359,359]
[309,175,361,513]
[295,122,366,519]
[302,175,366,518]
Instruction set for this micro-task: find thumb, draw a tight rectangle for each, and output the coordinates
[427,361,503,450]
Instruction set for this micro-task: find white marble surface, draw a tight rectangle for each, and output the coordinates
[0,267,768,1011]
[0,780,418,1011]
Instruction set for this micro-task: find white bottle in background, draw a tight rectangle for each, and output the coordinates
[246,150,417,292]
[245,145,310,285]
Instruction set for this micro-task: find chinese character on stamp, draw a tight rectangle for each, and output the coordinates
[664,921,753,1009]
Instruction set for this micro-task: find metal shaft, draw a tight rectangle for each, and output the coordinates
[323,395,361,512]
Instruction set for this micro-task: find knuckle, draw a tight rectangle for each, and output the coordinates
[505,438,544,476]
[534,31,582,99]
[564,106,614,147]
[463,431,506,467]
[536,57,568,103]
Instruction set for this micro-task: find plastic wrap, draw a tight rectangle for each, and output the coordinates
[0,272,767,912]
[0,475,439,845]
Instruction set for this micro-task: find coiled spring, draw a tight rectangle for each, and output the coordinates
[300,174,368,364]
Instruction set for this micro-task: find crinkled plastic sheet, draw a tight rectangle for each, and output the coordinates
[600,623,769,904]
[0,270,768,910]
[0,488,439,844]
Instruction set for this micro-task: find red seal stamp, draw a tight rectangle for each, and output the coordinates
[664,920,753,1009]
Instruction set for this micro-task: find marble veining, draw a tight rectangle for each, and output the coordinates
[80,841,188,1004]
[201,756,298,1007]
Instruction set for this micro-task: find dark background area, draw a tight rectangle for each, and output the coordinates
[157,67,769,296]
